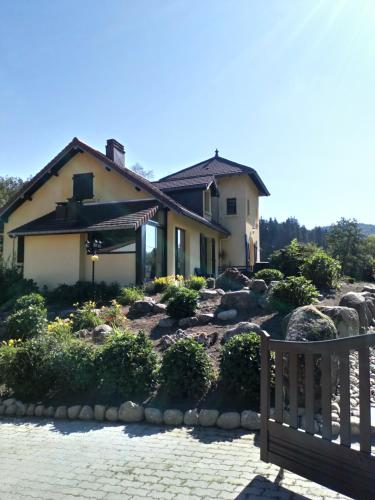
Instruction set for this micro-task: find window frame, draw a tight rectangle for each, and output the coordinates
[226,197,237,215]
[73,172,94,201]
[175,227,186,276]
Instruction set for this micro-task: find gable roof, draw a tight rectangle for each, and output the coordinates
[158,154,270,196]
[0,138,229,236]
[153,174,217,192]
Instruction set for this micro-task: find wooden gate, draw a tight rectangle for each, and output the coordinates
[260,331,375,499]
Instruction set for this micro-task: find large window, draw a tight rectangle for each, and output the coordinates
[145,224,164,280]
[17,236,24,264]
[204,189,211,215]
[175,228,186,276]
[226,198,237,215]
[73,173,94,200]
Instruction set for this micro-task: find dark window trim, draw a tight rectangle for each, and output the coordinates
[17,236,25,264]
[226,197,237,215]
[73,172,94,200]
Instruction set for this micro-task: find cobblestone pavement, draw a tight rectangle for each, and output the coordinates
[0,419,350,500]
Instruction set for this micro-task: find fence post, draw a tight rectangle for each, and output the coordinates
[260,331,271,462]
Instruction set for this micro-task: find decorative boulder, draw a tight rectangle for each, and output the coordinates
[184,409,199,426]
[163,409,184,426]
[94,405,106,421]
[363,285,375,293]
[105,407,119,421]
[196,313,215,325]
[286,305,337,342]
[222,322,263,343]
[128,298,155,317]
[43,406,55,418]
[241,410,261,430]
[2,398,16,407]
[153,303,167,314]
[199,289,218,300]
[206,277,216,289]
[217,412,241,430]
[15,402,26,417]
[55,406,68,419]
[26,404,36,417]
[92,324,113,342]
[5,404,17,416]
[158,317,177,328]
[198,409,219,427]
[118,401,144,423]
[0,405,5,416]
[317,306,360,338]
[34,405,45,417]
[217,309,238,322]
[79,405,94,420]
[215,267,251,291]
[68,405,82,419]
[339,292,369,331]
[145,408,163,425]
[250,279,268,294]
[178,316,199,329]
[220,290,256,311]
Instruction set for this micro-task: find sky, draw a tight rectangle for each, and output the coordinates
[0,0,374,228]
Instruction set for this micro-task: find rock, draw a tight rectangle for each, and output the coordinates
[0,405,5,416]
[34,405,45,417]
[217,309,238,322]
[92,324,113,342]
[195,331,218,348]
[55,406,67,419]
[220,290,256,311]
[5,404,17,416]
[79,405,94,420]
[241,410,261,430]
[118,401,144,423]
[158,317,177,328]
[43,406,55,418]
[178,316,199,329]
[316,306,360,338]
[217,412,241,430]
[105,407,118,421]
[199,289,218,300]
[128,298,156,317]
[15,402,26,417]
[363,285,375,293]
[286,305,337,342]
[196,313,215,325]
[153,303,167,314]
[223,322,263,343]
[215,267,251,291]
[216,288,225,296]
[250,279,268,293]
[198,409,219,427]
[25,404,35,417]
[3,398,16,407]
[331,401,340,414]
[206,277,216,289]
[94,405,106,421]
[145,408,163,425]
[339,292,369,331]
[351,416,360,435]
[365,298,375,319]
[75,328,91,339]
[184,409,199,426]
[332,421,340,436]
[68,405,82,419]
[163,409,184,426]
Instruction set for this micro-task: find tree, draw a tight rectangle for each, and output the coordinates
[0,176,25,208]
[130,163,154,180]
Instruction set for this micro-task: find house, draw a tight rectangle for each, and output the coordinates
[0,138,269,288]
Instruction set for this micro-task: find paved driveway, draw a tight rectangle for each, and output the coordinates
[0,419,348,499]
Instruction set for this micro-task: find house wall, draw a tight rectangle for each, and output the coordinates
[166,211,219,277]
[83,253,136,286]
[2,151,152,264]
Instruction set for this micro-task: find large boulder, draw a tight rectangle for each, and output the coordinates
[220,290,256,311]
[178,316,199,329]
[215,267,251,291]
[250,279,268,294]
[222,322,263,344]
[363,285,375,293]
[217,309,238,322]
[286,305,337,342]
[128,298,155,317]
[118,401,144,423]
[339,292,369,331]
[316,306,360,338]
[199,289,218,300]
[217,412,241,430]
[92,324,113,342]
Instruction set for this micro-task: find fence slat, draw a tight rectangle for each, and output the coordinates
[260,332,271,462]
[289,352,298,428]
[275,351,283,423]
[305,353,315,434]
[321,353,332,440]
[339,353,351,447]
[359,347,371,453]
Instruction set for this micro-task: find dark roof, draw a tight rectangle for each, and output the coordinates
[0,138,230,236]
[153,175,216,192]
[158,155,270,196]
[9,200,159,237]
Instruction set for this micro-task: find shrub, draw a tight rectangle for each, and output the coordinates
[220,333,266,404]
[301,250,341,289]
[70,301,101,331]
[185,276,206,291]
[160,338,215,398]
[254,268,284,283]
[0,262,38,308]
[96,330,158,399]
[152,275,184,293]
[6,293,48,340]
[269,239,318,277]
[98,300,127,328]
[117,287,144,306]
[160,285,180,303]
[47,281,120,306]
[166,287,199,319]
[268,276,319,313]
[0,335,96,399]
[47,317,73,339]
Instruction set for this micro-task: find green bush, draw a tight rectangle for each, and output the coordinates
[160,338,215,398]
[166,287,199,319]
[117,287,144,306]
[0,335,95,399]
[269,239,318,277]
[220,333,266,404]
[301,250,341,289]
[269,276,319,313]
[71,301,101,332]
[160,285,180,303]
[6,293,48,340]
[254,268,284,283]
[0,263,38,308]
[185,276,206,291]
[47,281,120,306]
[96,330,158,398]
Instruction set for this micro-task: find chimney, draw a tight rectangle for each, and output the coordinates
[106,139,125,167]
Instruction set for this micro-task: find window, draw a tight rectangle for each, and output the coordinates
[247,199,250,216]
[175,228,186,276]
[73,173,94,200]
[204,189,211,215]
[145,224,165,280]
[226,198,237,215]
[17,236,24,264]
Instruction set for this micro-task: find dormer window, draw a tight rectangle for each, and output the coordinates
[73,173,94,200]
[204,189,212,215]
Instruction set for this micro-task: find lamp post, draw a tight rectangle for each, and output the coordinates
[85,239,103,287]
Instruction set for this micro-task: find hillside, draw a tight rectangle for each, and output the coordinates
[358,223,375,236]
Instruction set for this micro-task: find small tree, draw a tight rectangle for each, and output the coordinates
[301,250,341,289]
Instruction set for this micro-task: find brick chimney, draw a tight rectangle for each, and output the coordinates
[106,139,125,167]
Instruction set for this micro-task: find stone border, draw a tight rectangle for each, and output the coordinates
[0,398,261,431]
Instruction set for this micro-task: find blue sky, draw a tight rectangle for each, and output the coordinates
[1,0,374,228]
